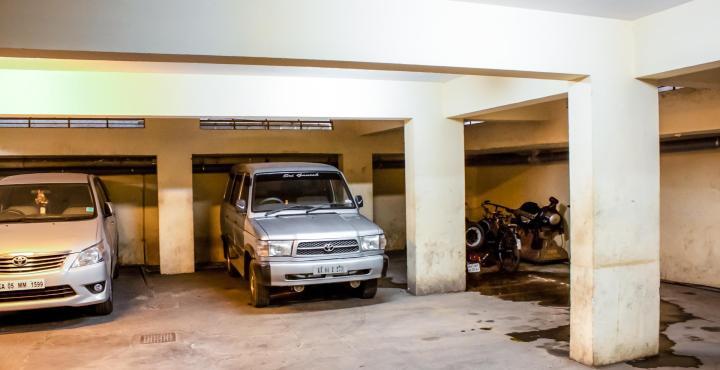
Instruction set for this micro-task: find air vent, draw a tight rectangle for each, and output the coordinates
[0,118,144,129]
[200,119,333,131]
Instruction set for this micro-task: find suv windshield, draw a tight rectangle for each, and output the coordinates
[252,172,355,213]
[0,183,97,223]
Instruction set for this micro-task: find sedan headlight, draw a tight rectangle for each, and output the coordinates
[257,240,293,257]
[71,243,105,268]
[360,234,387,251]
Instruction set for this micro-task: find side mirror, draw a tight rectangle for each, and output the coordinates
[103,202,114,217]
[235,198,247,212]
[355,195,364,208]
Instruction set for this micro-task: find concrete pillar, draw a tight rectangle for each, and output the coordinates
[156,151,195,274]
[404,116,466,295]
[342,151,374,220]
[568,76,660,365]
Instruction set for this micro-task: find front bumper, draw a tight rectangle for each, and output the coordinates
[254,254,388,287]
[0,260,110,312]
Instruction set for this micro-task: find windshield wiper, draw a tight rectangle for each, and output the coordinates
[0,215,89,223]
[306,204,347,214]
[265,205,311,216]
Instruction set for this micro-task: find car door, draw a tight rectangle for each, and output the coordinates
[94,178,118,265]
[220,173,237,245]
[225,174,245,268]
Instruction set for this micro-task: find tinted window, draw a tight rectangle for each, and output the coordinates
[239,174,250,204]
[230,174,243,203]
[0,183,97,223]
[251,172,354,212]
[224,174,236,203]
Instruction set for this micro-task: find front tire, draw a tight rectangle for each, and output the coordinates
[249,265,270,307]
[356,279,378,299]
[91,282,113,315]
[92,298,114,316]
[112,262,120,279]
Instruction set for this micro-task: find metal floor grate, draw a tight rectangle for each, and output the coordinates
[139,332,177,344]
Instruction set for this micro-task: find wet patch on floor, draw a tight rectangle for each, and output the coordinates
[508,325,569,343]
[470,268,706,368]
[466,271,570,308]
[627,300,703,368]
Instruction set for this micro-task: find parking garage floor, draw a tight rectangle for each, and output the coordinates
[1,260,719,370]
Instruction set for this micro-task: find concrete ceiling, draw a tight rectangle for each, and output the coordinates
[458,0,693,20]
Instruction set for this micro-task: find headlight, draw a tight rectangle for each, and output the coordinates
[257,240,293,257]
[71,243,105,268]
[360,234,387,251]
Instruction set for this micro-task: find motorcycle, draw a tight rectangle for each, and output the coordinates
[511,196,569,262]
[465,200,522,275]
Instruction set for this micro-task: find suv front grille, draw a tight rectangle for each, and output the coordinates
[296,239,360,256]
[0,253,68,274]
[0,285,76,303]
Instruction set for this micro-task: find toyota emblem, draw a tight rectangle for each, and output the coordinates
[12,255,28,267]
[322,243,335,253]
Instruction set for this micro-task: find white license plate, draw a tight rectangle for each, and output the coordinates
[467,263,481,273]
[314,265,346,275]
[0,279,45,292]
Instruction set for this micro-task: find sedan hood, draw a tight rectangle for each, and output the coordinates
[253,213,382,241]
[0,219,100,255]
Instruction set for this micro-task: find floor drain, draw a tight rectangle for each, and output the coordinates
[139,332,177,344]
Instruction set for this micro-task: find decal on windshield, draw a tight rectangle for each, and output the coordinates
[282,173,320,178]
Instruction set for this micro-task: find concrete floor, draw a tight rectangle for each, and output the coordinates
[0,256,719,370]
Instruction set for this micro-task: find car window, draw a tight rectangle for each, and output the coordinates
[97,178,111,202]
[224,174,236,203]
[93,178,109,216]
[94,179,108,203]
[239,173,250,204]
[251,171,355,212]
[230,174,243,204]
[0,183,97,223]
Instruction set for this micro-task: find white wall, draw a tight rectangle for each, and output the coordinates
[635,0,720,78]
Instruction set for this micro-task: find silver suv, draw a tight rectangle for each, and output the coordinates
[0,173,118,315]
[221,163,388,307]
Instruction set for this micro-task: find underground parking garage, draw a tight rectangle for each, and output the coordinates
[1,1,720,369]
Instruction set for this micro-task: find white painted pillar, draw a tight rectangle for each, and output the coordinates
[568,76,660,365]
[342,151,374,220]
[156,151,195,274]
[404,116,466,295]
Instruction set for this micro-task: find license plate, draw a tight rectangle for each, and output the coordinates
[0,279,45,292]
[314,265,345,275]
[467,263,481,273]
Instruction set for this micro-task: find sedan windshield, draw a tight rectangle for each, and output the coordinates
[0,183,97,223]
[252,172,355,213]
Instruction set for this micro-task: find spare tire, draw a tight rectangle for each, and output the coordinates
[466,222,486,248]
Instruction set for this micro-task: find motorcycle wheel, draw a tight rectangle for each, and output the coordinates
[499,231,521,272]
[465,222,486,248]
